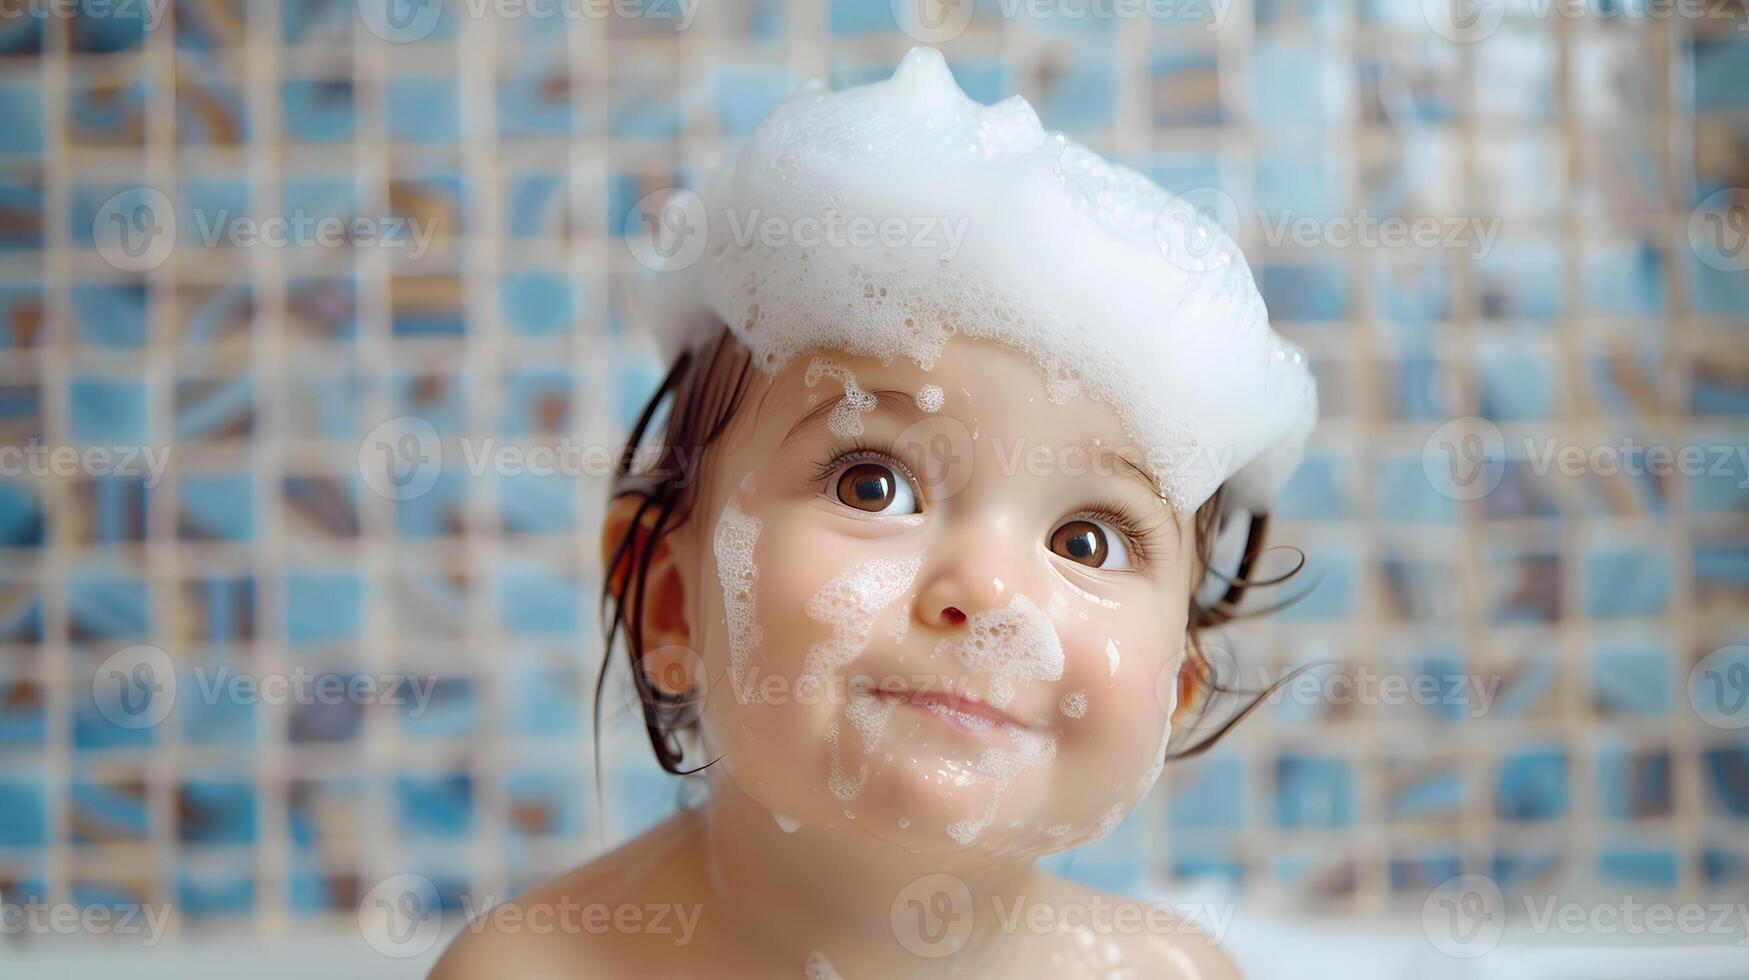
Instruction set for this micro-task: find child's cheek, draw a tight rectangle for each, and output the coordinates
[1051,610,1178,769]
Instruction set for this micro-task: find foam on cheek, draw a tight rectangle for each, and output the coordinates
[712,498,764,702]
[933,593,1064,708]
[803,356,877,438]
[1058,690,1088,719]
[799,553,925,692]
[915,383,944,413]
[824,720,867,800]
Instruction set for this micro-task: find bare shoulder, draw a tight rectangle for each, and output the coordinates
[430,814,706,979]
[1037,874,1243,980]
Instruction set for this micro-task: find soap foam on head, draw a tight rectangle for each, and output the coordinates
[651,46,1318,515]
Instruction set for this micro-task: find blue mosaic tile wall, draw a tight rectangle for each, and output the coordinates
[0,0,1746,941]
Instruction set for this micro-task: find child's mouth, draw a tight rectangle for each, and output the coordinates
[873,687,1027,735]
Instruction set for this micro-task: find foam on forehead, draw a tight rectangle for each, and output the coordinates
[651,46,1317,514]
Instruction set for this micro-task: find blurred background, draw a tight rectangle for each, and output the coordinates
[0,0,1746,976]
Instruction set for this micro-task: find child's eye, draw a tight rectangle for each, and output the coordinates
[1049,517,1133,570]
[829,460,920,516]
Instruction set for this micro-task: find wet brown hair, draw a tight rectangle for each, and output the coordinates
[598,325,1305,775]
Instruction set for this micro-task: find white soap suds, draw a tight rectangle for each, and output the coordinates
[712,499,764,702]
[824,721,867,800]
[774,812,801,833]
[846,687,898,753]
[647,46,1318,515]
[946,729,1056,845]
[933,593,1064,708]
[805,951,843,980]
[800,554,925,692]
[738,470,756,494]
[804,356,878,439]
[1059,691,1088,719]
[887,602,912,642]
[916,383,944,413]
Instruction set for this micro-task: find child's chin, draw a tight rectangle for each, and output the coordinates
[828,753,1059,854]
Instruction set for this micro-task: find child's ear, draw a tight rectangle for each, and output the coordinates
[602,492,696,670]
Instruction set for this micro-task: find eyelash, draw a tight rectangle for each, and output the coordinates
[808,439,1164,570]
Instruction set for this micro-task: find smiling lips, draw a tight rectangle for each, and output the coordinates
[874,687,1027,734]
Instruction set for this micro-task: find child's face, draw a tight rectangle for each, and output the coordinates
[662,336,1195,856]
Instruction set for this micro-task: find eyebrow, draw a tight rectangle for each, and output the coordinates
[780,387,930,448]
[1085,444,1170,503]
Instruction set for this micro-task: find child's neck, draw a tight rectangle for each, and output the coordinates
[697,776,1043,974]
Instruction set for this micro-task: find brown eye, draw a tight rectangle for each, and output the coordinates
[1049,517,1132,569]
[834,461,918,515]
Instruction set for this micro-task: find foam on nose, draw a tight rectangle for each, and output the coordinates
[933,593,1065,709]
